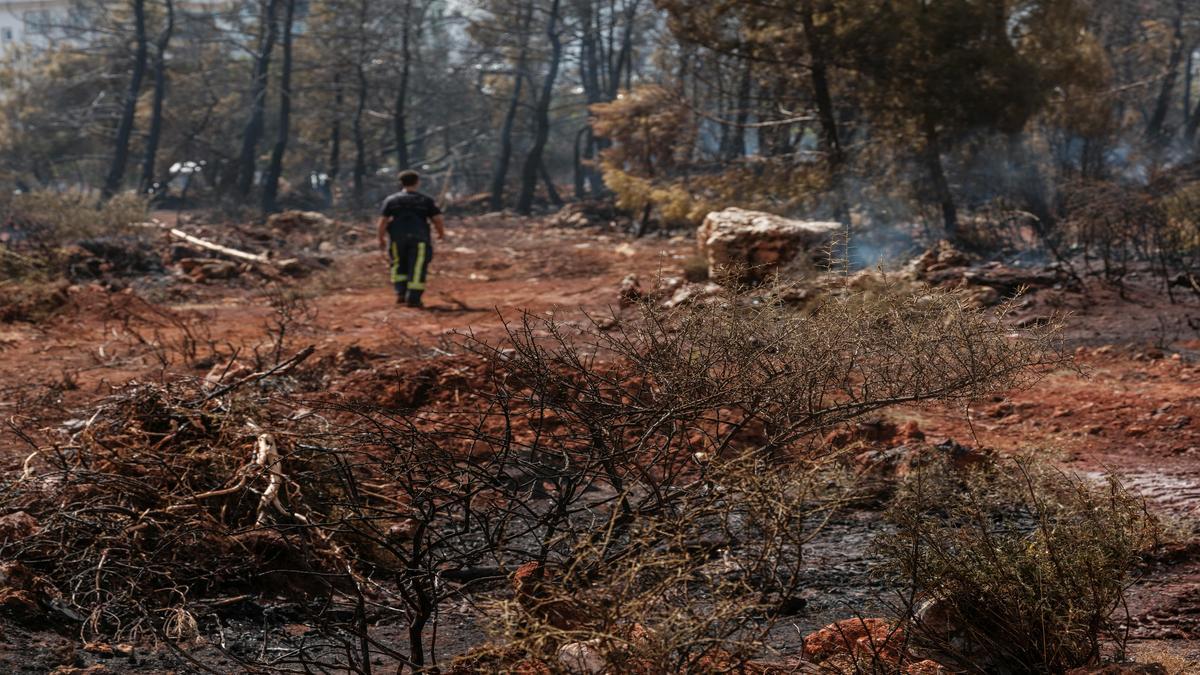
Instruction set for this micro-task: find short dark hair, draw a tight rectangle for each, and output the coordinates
[399,170,420,187]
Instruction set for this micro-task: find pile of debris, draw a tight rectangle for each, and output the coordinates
[0,358,368,640]
[546,201,634,232]
[906,239,1080,307]
[148,214,334,283]
[61,237,164,282]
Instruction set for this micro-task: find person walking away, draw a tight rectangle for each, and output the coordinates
[377,170,445,308]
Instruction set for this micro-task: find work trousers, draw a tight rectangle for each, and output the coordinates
[389,236,433,305]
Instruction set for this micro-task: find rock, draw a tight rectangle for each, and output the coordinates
[0,560,57,624]
[907,240,972,278]
[662,282,724,309]
[803,617,906,664]
[618,274,643,307]
[0,511,38,544]
[698,208,841,282]
[966,286,1001,307]
[267,210,334,232]
[49,667,109,675]
[511,562,586,629]
[179,258,240,281]
[650,275,685,300]
[84,642,114,657]
[0,586,41,619]
[557,640,605,674]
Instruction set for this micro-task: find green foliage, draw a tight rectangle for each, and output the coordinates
[880,458,1160,673]
[6,191,148,246]
[592,85,834,226]
[0,191,148,322]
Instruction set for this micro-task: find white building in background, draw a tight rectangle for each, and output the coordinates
[0,0,237,49]
[0,0,67,46]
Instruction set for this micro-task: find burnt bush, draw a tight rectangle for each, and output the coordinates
[879,457,1160,674]
[1,192,151,322]
[0,277,1063,672]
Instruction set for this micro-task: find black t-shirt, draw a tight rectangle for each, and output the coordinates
[380,190,441,240]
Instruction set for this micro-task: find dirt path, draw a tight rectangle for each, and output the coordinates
[0,217,688,460]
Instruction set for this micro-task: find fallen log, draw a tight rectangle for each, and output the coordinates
[141,219,269,262]
[141,219,300,270]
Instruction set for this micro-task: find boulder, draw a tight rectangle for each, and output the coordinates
[698,208,841,282]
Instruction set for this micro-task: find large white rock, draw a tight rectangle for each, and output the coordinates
[698,208,842,282]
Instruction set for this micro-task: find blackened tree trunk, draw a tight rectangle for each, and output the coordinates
[329,72,343,182]
[102,0,149,200]
[262,0,295,213]
[139,0,173,195]
[352,61,368,202]
[577,12,602,197]
[236,0,282,198]
[573,125,588,199]
[1147,0,1184,144]
[922,116,958,238]
[489,6,531,211]
[1185,45,1200,143]
[394,0,414,170]
[539,160,563,206]
[720,58,752,160]
[515,0,563,215]
[801,0,847,220]
[1185,45,1194,130]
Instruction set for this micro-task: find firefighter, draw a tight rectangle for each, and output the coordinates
[377,170,445,308]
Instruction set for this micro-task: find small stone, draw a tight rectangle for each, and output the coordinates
[618,274,643,307]
[557,640,605,674]
[0,511,38,544]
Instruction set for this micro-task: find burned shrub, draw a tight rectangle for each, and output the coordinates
[3,192,147,253]
[879,458,1160,674]
[0,275,1062,671]
[422,281,1061,671]
[0,349,354,642]
[1,192,151,322]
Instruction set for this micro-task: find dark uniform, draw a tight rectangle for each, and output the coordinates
[380,190,442,306]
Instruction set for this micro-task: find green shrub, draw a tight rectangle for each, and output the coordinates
[6,191,148,247]
[879,457,1160,673]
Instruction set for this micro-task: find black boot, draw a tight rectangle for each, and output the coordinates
[405,289,424,308]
